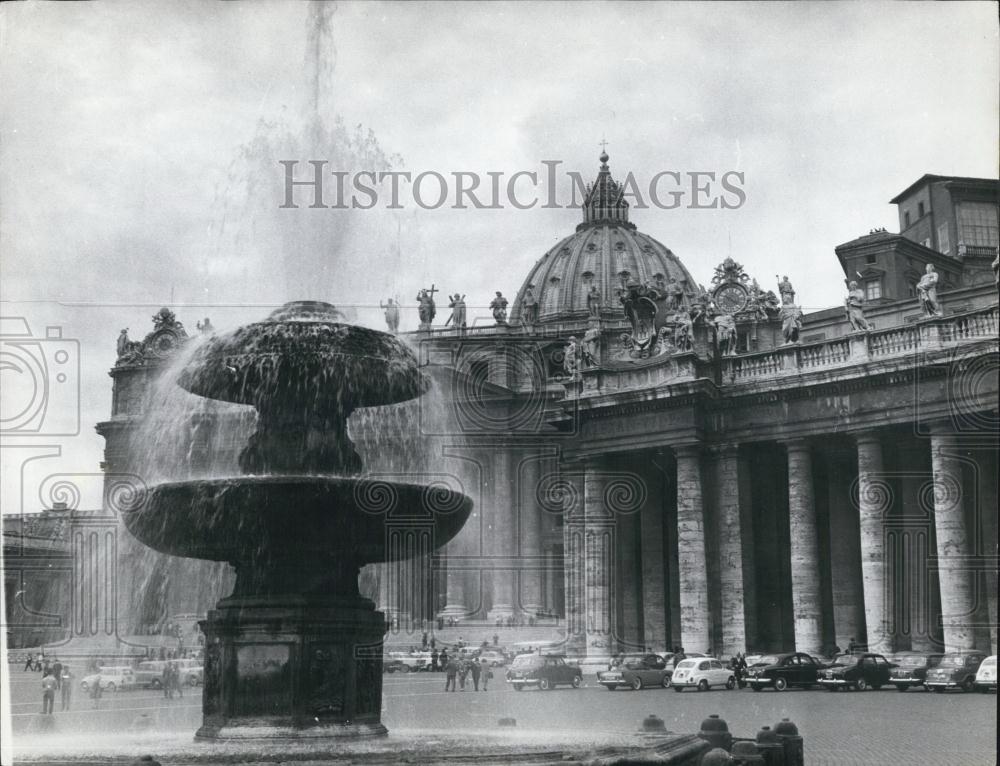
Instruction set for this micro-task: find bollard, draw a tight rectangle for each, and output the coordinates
[498,717,517,727]
[731,740,766,765]
[699,714,734,752]
[773,718,803,766]
[701,747,735,766]
[641,714,666,733]
[755,726,785,766]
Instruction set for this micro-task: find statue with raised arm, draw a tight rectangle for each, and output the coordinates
[916,264,943,317]
[845,281,873,332]
[416,287,437,329]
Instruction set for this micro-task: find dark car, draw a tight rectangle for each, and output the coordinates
[745,652,824,691]
[506,654,582,691]
[597,653,671,691]
[818,653,895,691]
[889,652,944,691]
[924,652,988,693]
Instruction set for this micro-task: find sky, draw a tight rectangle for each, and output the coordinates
[1,0,997,512]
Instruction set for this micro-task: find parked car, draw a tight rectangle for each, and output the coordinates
[925,652,988,693]
[183,665,204,686]
[667,652,708,669]
[387,651,433,672]
[973,655,996,693]
[505,654,582,691]
[597,653,671,690]
[477,650,507,667]
[383,658,408,674]
[889,652,944,691]
[745,652,824,691]
[818,653,895,691]
[80,666,135,693]
[671,658,737,692]
[134,660,169,689]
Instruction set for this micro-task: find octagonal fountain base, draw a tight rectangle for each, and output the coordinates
[196,597,388,741]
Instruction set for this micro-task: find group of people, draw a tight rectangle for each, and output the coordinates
[442,653,492,692]
[160,661,186,699]
[34,657,72,714]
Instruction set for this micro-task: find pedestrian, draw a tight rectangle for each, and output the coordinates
[444,657,458,692]
[493,633,499,647]
[470,657,481,691]
[458,657,469,690]
[41,671,57,714]
[162,663,172,699]
[23,653,34,672]
[430,649,439,672]
[480,658,491,691]
[42,659,51,677]
[51,658,63,690]
[90,673,103,708]
[422,631,429,649]
[847,637,858,654]
[61,666,73,711]
[172,663,185,698]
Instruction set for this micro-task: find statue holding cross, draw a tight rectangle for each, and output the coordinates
[416,284,438,329]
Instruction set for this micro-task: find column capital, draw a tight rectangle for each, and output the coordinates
[782,437,813,453]
[852,429,884,448]
[706,443,740,459]
[925,419,960,441]
[673,443,703,460]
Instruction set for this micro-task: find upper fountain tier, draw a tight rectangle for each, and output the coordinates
[178,300,426,475]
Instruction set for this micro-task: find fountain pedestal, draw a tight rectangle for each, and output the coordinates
[198,597,386,740]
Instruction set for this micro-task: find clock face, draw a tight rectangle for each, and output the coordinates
[714,284,748,314]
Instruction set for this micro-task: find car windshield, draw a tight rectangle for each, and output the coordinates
[894,655,927,667]
[510,656,540,668]
[754,655,781,666]
[981,657,996,667]
[938,655,964,667]
[831,655,860,666]
[675,659,697,669]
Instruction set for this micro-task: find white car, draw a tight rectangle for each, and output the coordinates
[80,666,135,693]
[670,658,736,692]
[477,650,507,667]
[974,655,996,693]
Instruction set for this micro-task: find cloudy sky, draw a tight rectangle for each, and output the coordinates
[1,1,997,510]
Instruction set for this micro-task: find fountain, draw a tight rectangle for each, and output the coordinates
[122,300,472,740]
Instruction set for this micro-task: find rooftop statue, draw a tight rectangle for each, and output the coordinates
[917,264,943,317]
[196,317,215,335]
[582,326,601,367]
[520,286,539,328]
[777,275,796,306]
[845,281,874,332]
[714,313,737,356]
[380,298,400,333]
[446,293,467,331]
[416,285,438,329]
[781,303,803,344]
[586,284,602,318]
[490,291,509,325]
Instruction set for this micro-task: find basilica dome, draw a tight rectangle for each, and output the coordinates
[510,153,700,326]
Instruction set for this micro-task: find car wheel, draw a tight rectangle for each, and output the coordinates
[895,684,908,692]
[662,675,671,689]
[750,684,761,692]
[513,684,523,691]
[631,678,643,691]
[933,687,944,693]
[673,685,683,692]
[603,684,617,691]
[151,679,162,689]
[572,675,582,688]
[774,677,787,691]
[80,682,89,693]
[106,683,116,693]
[538,678,551,691]
[698,679,709,692]
[827,685,838,692]
[400,665,411,673]
[854,678,868,692]
[725,676,736,690]
[961,677,974,693]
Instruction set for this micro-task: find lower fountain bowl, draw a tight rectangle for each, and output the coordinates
[125,476,472,565]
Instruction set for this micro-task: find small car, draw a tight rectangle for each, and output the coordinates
[889,652,944,691]
[745,652,823,691]
[597,653,671,690]
[477,649,507,667]
[505,654,582,691]
[183,665,204,686]
[383,658,408,674]
[924,652,988,693]
[819,653,895,691]
[973,655,996,693]
[671,658,736,692]
[80,666,135,693]
[134,660,169,689]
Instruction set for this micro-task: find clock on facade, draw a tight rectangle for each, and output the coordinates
[713,283,749,314]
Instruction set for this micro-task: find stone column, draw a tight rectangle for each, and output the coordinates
[518,453,545,615]
[856,431,891,654]
[826,450,865,651]
[583,459,615,657]
[438,543,467,620]
[640,480,667,652]
[714,445,748,656]
[562,468,586,645]
[544,545,558,614]
[675,445,710,654]
[487,448,516,620]
[929,426,977,652]
[785,439,823,655]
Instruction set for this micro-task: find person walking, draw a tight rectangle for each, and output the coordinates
[173,663,185,698]
[90,672,103,708]
[51,658,63,690]
[60,666,73,711]
[430,649,439,672]
[444,657,458,692]
[23,653,34,672]
[470,657,482,691]
[41,671,57,714]
[480,658,491,691]
[162,664,173,699]
[458,657,469,691]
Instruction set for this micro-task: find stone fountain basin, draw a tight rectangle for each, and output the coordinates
[125,477,471,564]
